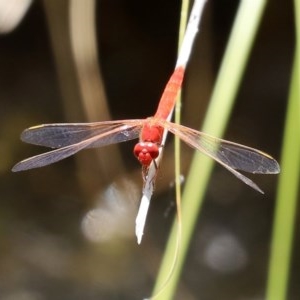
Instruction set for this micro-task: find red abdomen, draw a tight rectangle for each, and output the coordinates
[154,66,185,120]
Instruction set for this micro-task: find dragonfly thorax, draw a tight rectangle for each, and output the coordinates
[140,121,164,144]
[133,142,159,166]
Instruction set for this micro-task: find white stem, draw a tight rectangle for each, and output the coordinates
[135,128,169,244]
[176,0,207,68]
[135,0,207,244]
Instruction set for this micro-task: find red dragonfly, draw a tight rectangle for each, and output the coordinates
[12,66,280,193]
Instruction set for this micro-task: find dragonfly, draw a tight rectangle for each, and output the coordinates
[12,66,280,193]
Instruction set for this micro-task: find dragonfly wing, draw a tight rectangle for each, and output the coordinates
[20,120,144,148]
[161,121,280,193]
[163,121,280,174]
[12,140,90,171]
[214,142,280,174]
[13,121,143,171]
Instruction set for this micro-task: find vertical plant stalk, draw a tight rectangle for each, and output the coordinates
[136,0,206,245]
[265,52,300,300]
[174,0,190,218]
[152,1,268,299]
[43,0,123,190]
[70,0,124,179]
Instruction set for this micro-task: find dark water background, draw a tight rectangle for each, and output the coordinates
[0,1,295,299]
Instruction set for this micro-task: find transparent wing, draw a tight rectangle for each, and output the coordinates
[12,120,144,171]
[160,120,280,193]
[20,119,145,148]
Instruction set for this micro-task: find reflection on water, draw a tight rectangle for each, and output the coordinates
[81,179,139,242]
[203,232,248,273]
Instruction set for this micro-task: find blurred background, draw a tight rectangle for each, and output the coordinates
[0,0,296,299]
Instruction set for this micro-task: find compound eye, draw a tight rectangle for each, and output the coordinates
[133,142,159,166]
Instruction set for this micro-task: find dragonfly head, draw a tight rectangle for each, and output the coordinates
[133,142,159,166]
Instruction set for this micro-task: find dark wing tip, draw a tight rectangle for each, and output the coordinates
[11,162,25,172]
[270,160,280,174]
[20,126,40,143]
[256,155,280,174]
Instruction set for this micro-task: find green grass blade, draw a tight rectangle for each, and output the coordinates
[152,1,268,299]
[265,50,300,300]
